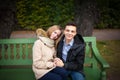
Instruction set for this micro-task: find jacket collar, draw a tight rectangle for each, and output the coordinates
[59,34,85,49]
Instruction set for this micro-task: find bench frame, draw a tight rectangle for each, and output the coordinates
[0,37,110,80]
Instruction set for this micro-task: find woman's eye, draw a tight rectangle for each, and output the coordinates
[54,32,57,34]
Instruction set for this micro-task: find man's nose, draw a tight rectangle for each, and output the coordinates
[68,31,72,34]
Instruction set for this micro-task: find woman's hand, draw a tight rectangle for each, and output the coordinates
[54,58,64,67]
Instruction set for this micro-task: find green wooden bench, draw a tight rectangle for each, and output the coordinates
[0,37,110,80]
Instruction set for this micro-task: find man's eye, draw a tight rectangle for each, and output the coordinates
[71,31,75,33]
[66,29,75,33]
[66,30,69,32]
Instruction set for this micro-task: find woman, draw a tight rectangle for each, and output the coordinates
[32,25,67,80]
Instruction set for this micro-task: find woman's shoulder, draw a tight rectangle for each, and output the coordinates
[34,39,42,44]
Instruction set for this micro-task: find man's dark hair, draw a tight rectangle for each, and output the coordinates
[65,22,77,27]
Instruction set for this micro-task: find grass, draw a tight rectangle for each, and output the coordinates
[97,40,120,80]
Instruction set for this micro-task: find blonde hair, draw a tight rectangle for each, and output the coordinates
[46,25,62,38]
[36,25,62,47]
[47,25,62,48]
[36,28,47,38]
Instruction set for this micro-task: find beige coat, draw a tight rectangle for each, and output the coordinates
[32,36,56,79]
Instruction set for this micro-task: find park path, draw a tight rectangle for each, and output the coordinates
[92,29,120,40]
[10,29,120,40]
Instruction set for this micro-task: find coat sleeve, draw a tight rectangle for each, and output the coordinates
[64,44,85,71]
[32,40,54,69]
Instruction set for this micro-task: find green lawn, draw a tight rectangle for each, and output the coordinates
[97,40,120,80]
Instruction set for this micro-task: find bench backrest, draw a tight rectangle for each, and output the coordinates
[0,38,36,66]
[83,37,98,69]
[0,37,97,67]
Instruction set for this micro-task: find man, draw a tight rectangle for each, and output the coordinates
[56,22,85,80]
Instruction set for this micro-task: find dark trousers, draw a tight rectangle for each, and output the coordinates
[38,67,67,80]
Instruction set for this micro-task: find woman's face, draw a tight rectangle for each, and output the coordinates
[50,29,61,40]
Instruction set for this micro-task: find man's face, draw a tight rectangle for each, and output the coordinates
[64,25,77,41]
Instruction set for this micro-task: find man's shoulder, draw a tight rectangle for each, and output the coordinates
[75,34,84,43]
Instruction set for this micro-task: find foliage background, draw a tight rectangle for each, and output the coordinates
[16,0,74,30]
[16,0,120,30]
[97,0,120,29]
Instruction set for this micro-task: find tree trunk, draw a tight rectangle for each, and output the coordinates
[0,0,17,39]
[74,0,99,36]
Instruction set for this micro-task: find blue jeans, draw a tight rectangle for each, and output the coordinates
[38,67,67,80]
[68,71,85,80]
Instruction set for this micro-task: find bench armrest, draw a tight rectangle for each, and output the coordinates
[92,46,110,80]
[92,46,110,69]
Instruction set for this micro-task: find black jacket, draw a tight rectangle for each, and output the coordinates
[57,34,85,73]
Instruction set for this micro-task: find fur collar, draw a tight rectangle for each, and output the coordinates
[38,36,54,48]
